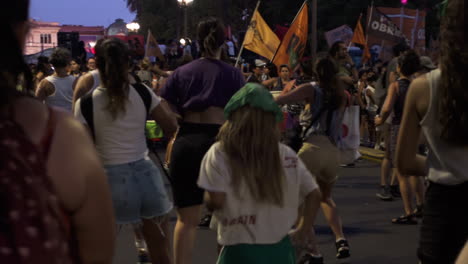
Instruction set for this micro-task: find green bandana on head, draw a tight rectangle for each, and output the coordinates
[224,83,284,123]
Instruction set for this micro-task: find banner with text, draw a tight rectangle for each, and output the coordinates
[367,7,426,60]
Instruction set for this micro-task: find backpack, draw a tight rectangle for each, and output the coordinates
[80,82,152,140]
[0,110,72,264]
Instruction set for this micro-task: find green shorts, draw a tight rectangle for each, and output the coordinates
[217,236,296,264]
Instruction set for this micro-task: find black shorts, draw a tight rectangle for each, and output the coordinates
[169,122,221,208]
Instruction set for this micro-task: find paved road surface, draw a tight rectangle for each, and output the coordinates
[114,150,421,264]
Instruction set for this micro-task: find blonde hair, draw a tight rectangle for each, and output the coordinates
[217,106,285,207]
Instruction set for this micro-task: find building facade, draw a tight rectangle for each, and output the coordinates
[25,20,61,55]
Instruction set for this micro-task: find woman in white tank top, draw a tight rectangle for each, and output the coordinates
[396,1,467,262]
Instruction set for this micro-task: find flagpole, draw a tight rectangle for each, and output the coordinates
[145,29,151,58]
[364,2,374,62]
[235,0,262,67]
[271,0,307,63]
[366,2,374,43]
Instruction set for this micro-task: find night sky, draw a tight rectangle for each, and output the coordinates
[30,0,136,27]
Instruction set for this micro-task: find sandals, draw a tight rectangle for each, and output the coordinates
[335,239,351,259]
[413,205,424,218]
[392,214,418,225]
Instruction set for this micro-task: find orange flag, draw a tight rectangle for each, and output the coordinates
[272,1,309,71]
[351,14,371,63]
[145,29,165,61]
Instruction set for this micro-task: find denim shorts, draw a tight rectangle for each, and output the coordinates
[104,158,173,225]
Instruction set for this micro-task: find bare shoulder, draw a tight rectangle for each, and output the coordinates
[408,75,430,118]
[75,72,94,87]
[48,110,102,212]
[73,72,95,103]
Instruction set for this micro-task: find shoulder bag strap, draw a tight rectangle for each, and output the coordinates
[132,83,152,115]
[80,93,95,141]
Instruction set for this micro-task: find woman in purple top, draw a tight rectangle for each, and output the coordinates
[161,17,245,264]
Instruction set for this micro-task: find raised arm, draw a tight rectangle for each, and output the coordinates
[275,83,315,105]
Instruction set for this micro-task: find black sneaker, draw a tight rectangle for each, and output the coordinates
[390,185,401,198]
[298,254,324,264]
[335,239,350,259]
[198,214,212,229]
[376,186,393,201]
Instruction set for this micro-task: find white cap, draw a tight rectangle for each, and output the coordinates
[255,59,266,67]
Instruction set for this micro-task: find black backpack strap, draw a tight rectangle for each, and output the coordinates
[80,93,95,140]
[132,83,152,114]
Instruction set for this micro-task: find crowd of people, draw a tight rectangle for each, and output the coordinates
[1,0,467,264]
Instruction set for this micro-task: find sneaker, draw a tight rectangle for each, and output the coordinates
[198,214,212,229]
[335,239,350,259]
[376,186,393,201]
[298,254,324,264]
[390,185,401,198]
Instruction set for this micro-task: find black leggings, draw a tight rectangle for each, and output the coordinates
[169,122,220,208]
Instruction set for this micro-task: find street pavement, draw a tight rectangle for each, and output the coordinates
[115,149,421,264]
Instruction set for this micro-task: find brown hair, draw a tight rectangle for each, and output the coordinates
[95,38,130,120]
[217,106,285,207]
[197,17,225,58]
[316,57,343,110]
[439,0,467,144]
[0,0,34,108]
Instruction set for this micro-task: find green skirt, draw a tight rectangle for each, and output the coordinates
[217,236,296,264]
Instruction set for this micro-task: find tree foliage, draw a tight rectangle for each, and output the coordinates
[127,0,442,49]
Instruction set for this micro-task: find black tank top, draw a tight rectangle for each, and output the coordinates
[393,78,411,125]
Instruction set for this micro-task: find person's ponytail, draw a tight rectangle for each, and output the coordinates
[197,17,225,58]
[95,38,130,120]
[438,0,467,144]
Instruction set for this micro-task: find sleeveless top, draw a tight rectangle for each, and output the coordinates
[420,69,468,185]
[272,78,285,92]
[392,78,411,125]
[0,107,74,264]
[301,84,343,145]
[44,75,76,112]
[90,70,101,92]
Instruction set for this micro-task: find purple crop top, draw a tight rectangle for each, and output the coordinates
[161,58,245,113]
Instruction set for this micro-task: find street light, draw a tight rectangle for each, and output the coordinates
[126,22,140,33]
[177,0,194,38]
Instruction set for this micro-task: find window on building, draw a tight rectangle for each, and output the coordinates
[40,34,52,44]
